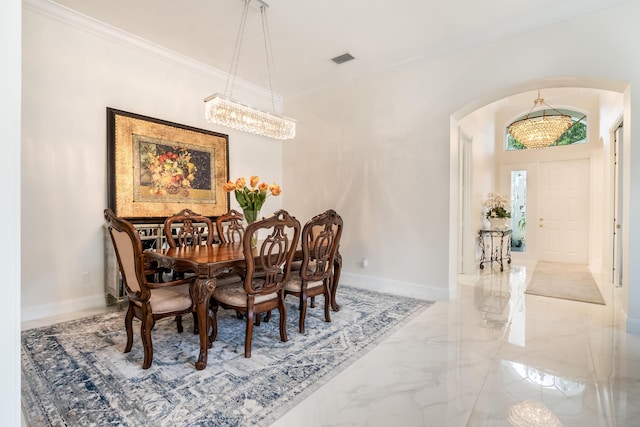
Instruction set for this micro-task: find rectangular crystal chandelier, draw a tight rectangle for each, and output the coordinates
[204,0,296,141]
[204,93,296,140]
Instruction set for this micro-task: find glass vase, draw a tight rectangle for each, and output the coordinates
[243,209,260,248]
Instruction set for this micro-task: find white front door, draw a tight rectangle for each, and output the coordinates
[537,159,590,263]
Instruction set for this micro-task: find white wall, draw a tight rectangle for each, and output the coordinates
[284,1,640,329]
[21,2,283,321]
[1,0,21,423]
[285,68,454,301]
[458,104,497,274]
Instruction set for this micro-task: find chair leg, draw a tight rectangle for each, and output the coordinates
[210,304,219,343]
[141,311,155,369]
[192,312,199,334]
[253,310,271,325]
[124,305,134,353]
[279,292,288,343]
[245,307,254,358]
[310,296,316,308]
[324,287,332,323]
[299,293,308,334]
[176,315,184,333]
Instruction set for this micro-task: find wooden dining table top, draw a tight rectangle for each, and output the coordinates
[146,242,257,277]
[152,241,246,260]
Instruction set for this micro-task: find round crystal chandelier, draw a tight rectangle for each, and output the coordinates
[508,91,572,149]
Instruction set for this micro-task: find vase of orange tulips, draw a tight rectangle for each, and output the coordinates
[223,176,282,246]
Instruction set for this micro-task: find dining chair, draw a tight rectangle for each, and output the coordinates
[285,209,343,333]
[104,208,196,369]
[164,209,216,333]
[215,209,245,243]
[216,209,269,321]
[210,209,301,358]
[164,208,215,248]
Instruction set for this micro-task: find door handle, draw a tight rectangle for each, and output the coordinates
[617,224,621,229]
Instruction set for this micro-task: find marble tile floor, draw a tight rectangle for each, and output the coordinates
[21,260,640,426]
[272,260,640,426]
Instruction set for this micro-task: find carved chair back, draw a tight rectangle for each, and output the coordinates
[300,209,343,283]
[164,208,215,248]
[243,209,301,296]
[216,209,245,244]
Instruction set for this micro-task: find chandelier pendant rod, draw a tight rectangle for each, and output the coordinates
[260,1,278,112]
[224,0,251,98]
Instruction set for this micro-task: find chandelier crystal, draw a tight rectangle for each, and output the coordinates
[205,94,295,140]
[507,400,562,427]
[508,91,572,149]
[204,0,296,140]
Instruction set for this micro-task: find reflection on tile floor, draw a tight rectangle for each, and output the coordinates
[272,260,640,426]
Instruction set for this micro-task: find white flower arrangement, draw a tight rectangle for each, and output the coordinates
[484,192,511,219]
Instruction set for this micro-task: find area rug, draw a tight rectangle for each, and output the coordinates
[21,286,432,427]
[525,261,605,305]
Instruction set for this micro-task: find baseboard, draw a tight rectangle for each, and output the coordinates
[22,275,449,322]
[21,294,107,323]
[340,272,449,301]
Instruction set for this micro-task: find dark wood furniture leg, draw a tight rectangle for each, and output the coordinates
[330,253,342,311]
[192,276,216,370]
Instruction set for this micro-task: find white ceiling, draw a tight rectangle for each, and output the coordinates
[52,0,630,100]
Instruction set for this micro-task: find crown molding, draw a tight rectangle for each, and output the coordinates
[23,0,274,101]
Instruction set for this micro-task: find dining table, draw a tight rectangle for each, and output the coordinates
[145,242,342,370]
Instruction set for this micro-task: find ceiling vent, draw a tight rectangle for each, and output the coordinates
[331,53,355,64]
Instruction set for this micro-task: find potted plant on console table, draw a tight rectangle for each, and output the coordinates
[484,192,511,230]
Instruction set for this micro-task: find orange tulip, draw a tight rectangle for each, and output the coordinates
[269,183,282,196]
[235,177,246,191]
[250,175,260,188]
[223,180,235,192]
[258,182,268,192]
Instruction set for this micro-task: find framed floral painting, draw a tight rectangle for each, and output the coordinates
[107,108,229,220]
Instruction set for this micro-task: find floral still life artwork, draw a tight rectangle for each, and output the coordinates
[134,136,214,203]
[223,176,281,225]
[484,192,512,219]
[108,108,229,218]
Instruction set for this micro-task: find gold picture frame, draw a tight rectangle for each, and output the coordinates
[107,108,229,220]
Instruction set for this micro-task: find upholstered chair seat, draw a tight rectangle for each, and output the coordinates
[130,283,192,314]
[284,275,323,293]
[213,281,279,307]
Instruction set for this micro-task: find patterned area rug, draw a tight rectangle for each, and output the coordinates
[22,286,432,426]
[525,261,605,305]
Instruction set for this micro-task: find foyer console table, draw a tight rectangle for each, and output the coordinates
[478,229,512,271]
